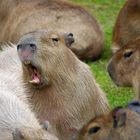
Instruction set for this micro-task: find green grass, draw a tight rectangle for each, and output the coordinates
[71,0,134,108]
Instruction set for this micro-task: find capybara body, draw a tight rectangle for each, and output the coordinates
[108,38,140,100]
[0,0,104,60]
[15,30,109,140]
[75,107,140,140]
[112,0,140,53]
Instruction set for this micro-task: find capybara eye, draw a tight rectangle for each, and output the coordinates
[123,51,133,59]
[52,38,59,42]
[52,38,58,42]
[88,126,101,134]
[17,45,21,50]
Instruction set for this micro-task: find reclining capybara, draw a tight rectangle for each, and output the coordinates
[75,107,140,140]
[108,37,140,100]
[112,0,140,53]
[0,0,104,60]
[0,87,58,140]
[12,30,108,140]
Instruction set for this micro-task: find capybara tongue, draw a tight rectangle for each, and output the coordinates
[29,69,40,84]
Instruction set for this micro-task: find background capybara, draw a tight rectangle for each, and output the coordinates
[16,30,109,140]
[0,0,104,60]
[108,38,140,100]
[75,107,140,140]
[112,0,140,53]
[0,88,58,140]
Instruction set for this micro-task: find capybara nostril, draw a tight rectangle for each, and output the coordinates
[68,33,73,37]
[29,44,36,51]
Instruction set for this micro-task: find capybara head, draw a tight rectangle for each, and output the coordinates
[107,38,140,87]
[17,30,74,88]
[75,107,136,140]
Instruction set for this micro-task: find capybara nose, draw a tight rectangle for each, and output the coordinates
[107,60,116,82]
[128,100,140,106]
[127,100,140,114]
[17,43,36,51]
[17,43,36,64]
[107,62,113,78]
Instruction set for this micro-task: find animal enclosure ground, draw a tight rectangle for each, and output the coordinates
[71,0,134,108]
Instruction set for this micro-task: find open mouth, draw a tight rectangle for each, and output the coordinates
[24,62,41,85]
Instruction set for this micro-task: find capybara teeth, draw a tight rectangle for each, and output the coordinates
[24,60,31,65]
[29,79,40,84]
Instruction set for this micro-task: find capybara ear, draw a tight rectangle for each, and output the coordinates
[112,107,126,128]
[50,34,60,46]
[112,43,121,53]
[12,129,24,140]
[42,121,50,130]
[42,120,54,134]
[64,33,74,47]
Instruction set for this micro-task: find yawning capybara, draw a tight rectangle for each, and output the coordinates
[16,30,109,140]
[108,38,140,100]
[112,0,140,53]
[0,0,104,60]
[75,107,140,140]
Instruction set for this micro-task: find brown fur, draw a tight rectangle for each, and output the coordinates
[112,0,140,53]
[0,0,103,60]
[16,30,109,140]
[108,38,140,100]
[75,107,140,140]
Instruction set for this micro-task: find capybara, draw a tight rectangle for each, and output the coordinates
[0,0,104,60]
[112,0,140,53]
[15,30,109,140]
[75,107,140,140]
[108,38,140,100]
[0,88,58,140]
